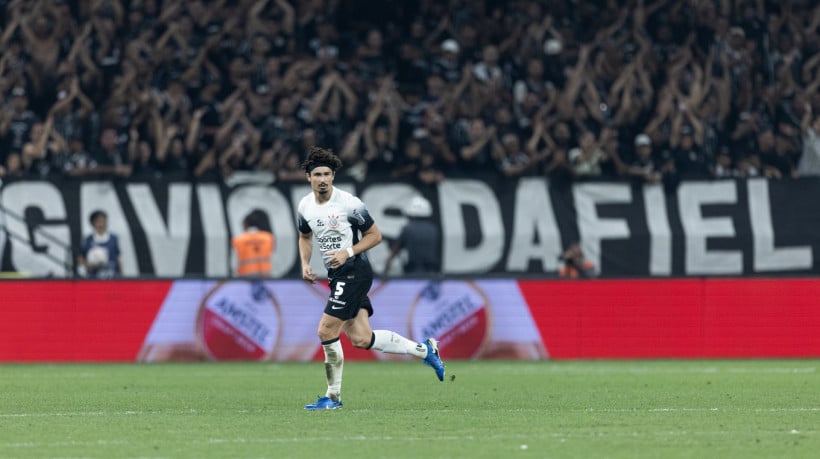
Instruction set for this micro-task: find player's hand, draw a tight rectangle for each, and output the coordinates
[326,249,350,269]
[302,266,317,284]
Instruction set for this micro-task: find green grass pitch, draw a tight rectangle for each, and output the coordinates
[1,360,818,458]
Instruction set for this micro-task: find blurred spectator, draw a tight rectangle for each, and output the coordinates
[670,124,709,179]
[276,148,308,182]
[0,0,816,187]
[384,195,439,276]
[432,39,462,84]
[1,152,23,178]
[568,130,605,176]
[713,147,737,178]
[1,87,39,155]
[758,128,794,178]
[558,243,596,279]
[78,209,121,279]
[454,117,498,174]
[363,77,399,176]
[493,133,534,177]
[514,58,550,118]
[232,210,275,277]
[472,45,503,87]
[626,134,662,184]
[63,138,96,176]
[797,103,820,176]
[21,114,68,177]
[92,126,131,177]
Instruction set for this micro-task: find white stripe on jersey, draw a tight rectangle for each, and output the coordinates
[297,187,372,265]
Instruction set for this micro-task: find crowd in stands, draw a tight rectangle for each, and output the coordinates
[1,0,819,189]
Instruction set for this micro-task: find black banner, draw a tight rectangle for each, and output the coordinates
[1,176,819,278]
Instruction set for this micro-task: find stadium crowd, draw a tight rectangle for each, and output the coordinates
[1,0,819,188]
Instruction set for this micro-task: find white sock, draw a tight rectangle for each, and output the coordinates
[370,330,427,359]
[322,338,343,401]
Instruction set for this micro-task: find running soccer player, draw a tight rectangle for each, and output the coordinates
[297,146,445,410]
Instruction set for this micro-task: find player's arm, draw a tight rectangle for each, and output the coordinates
[298,230,316,282]
[296,210,316,282]
[349,200,381,256]
[328,223,382,269]
[298,231,313,265]
[352,223,382,256]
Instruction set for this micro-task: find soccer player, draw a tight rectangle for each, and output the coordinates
[297,146,445,410]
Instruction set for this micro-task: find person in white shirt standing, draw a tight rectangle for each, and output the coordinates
[797,103,820,176]
[296,146,445,410]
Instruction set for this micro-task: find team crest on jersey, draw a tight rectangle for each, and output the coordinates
[328,214,340,229]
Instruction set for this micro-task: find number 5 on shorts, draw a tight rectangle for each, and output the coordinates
[334,281,346,298]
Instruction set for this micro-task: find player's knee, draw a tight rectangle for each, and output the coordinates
[317,330,335,342]
[349,334,371,349]
[317,325,337,342]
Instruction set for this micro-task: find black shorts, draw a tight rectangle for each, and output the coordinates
[324,270,374,320]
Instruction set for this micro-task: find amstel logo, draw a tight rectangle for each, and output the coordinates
[407,281,492,359]
[195,281,282,360]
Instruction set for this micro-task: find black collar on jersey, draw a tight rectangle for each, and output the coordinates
[306,161,337,173]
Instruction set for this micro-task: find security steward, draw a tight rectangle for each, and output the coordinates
[232,211,275,277]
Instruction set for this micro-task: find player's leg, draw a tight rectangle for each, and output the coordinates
[343,299,425,356]
[318,313,345,400]
[307,274,373,409]
[305,313,345,410]
[344,303,445,381]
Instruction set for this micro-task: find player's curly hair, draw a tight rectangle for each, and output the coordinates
[302,146,342,173]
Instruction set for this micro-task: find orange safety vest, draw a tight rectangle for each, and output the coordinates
[232,230,275,276]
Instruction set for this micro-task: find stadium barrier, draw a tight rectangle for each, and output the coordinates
[3,176,820,278]
[1,278,818,362]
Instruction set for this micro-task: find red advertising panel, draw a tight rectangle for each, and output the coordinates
[1,278,818,362]
[519,278,820,358]
[520,279,705,358]
[701,278,820,357]
[0,281,171,361]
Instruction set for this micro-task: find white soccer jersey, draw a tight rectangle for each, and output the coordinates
[297,186,375,268]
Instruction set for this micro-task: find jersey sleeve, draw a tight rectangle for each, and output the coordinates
[296,197,312,234]
[297,213,311,234]
[347,196,374,232]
